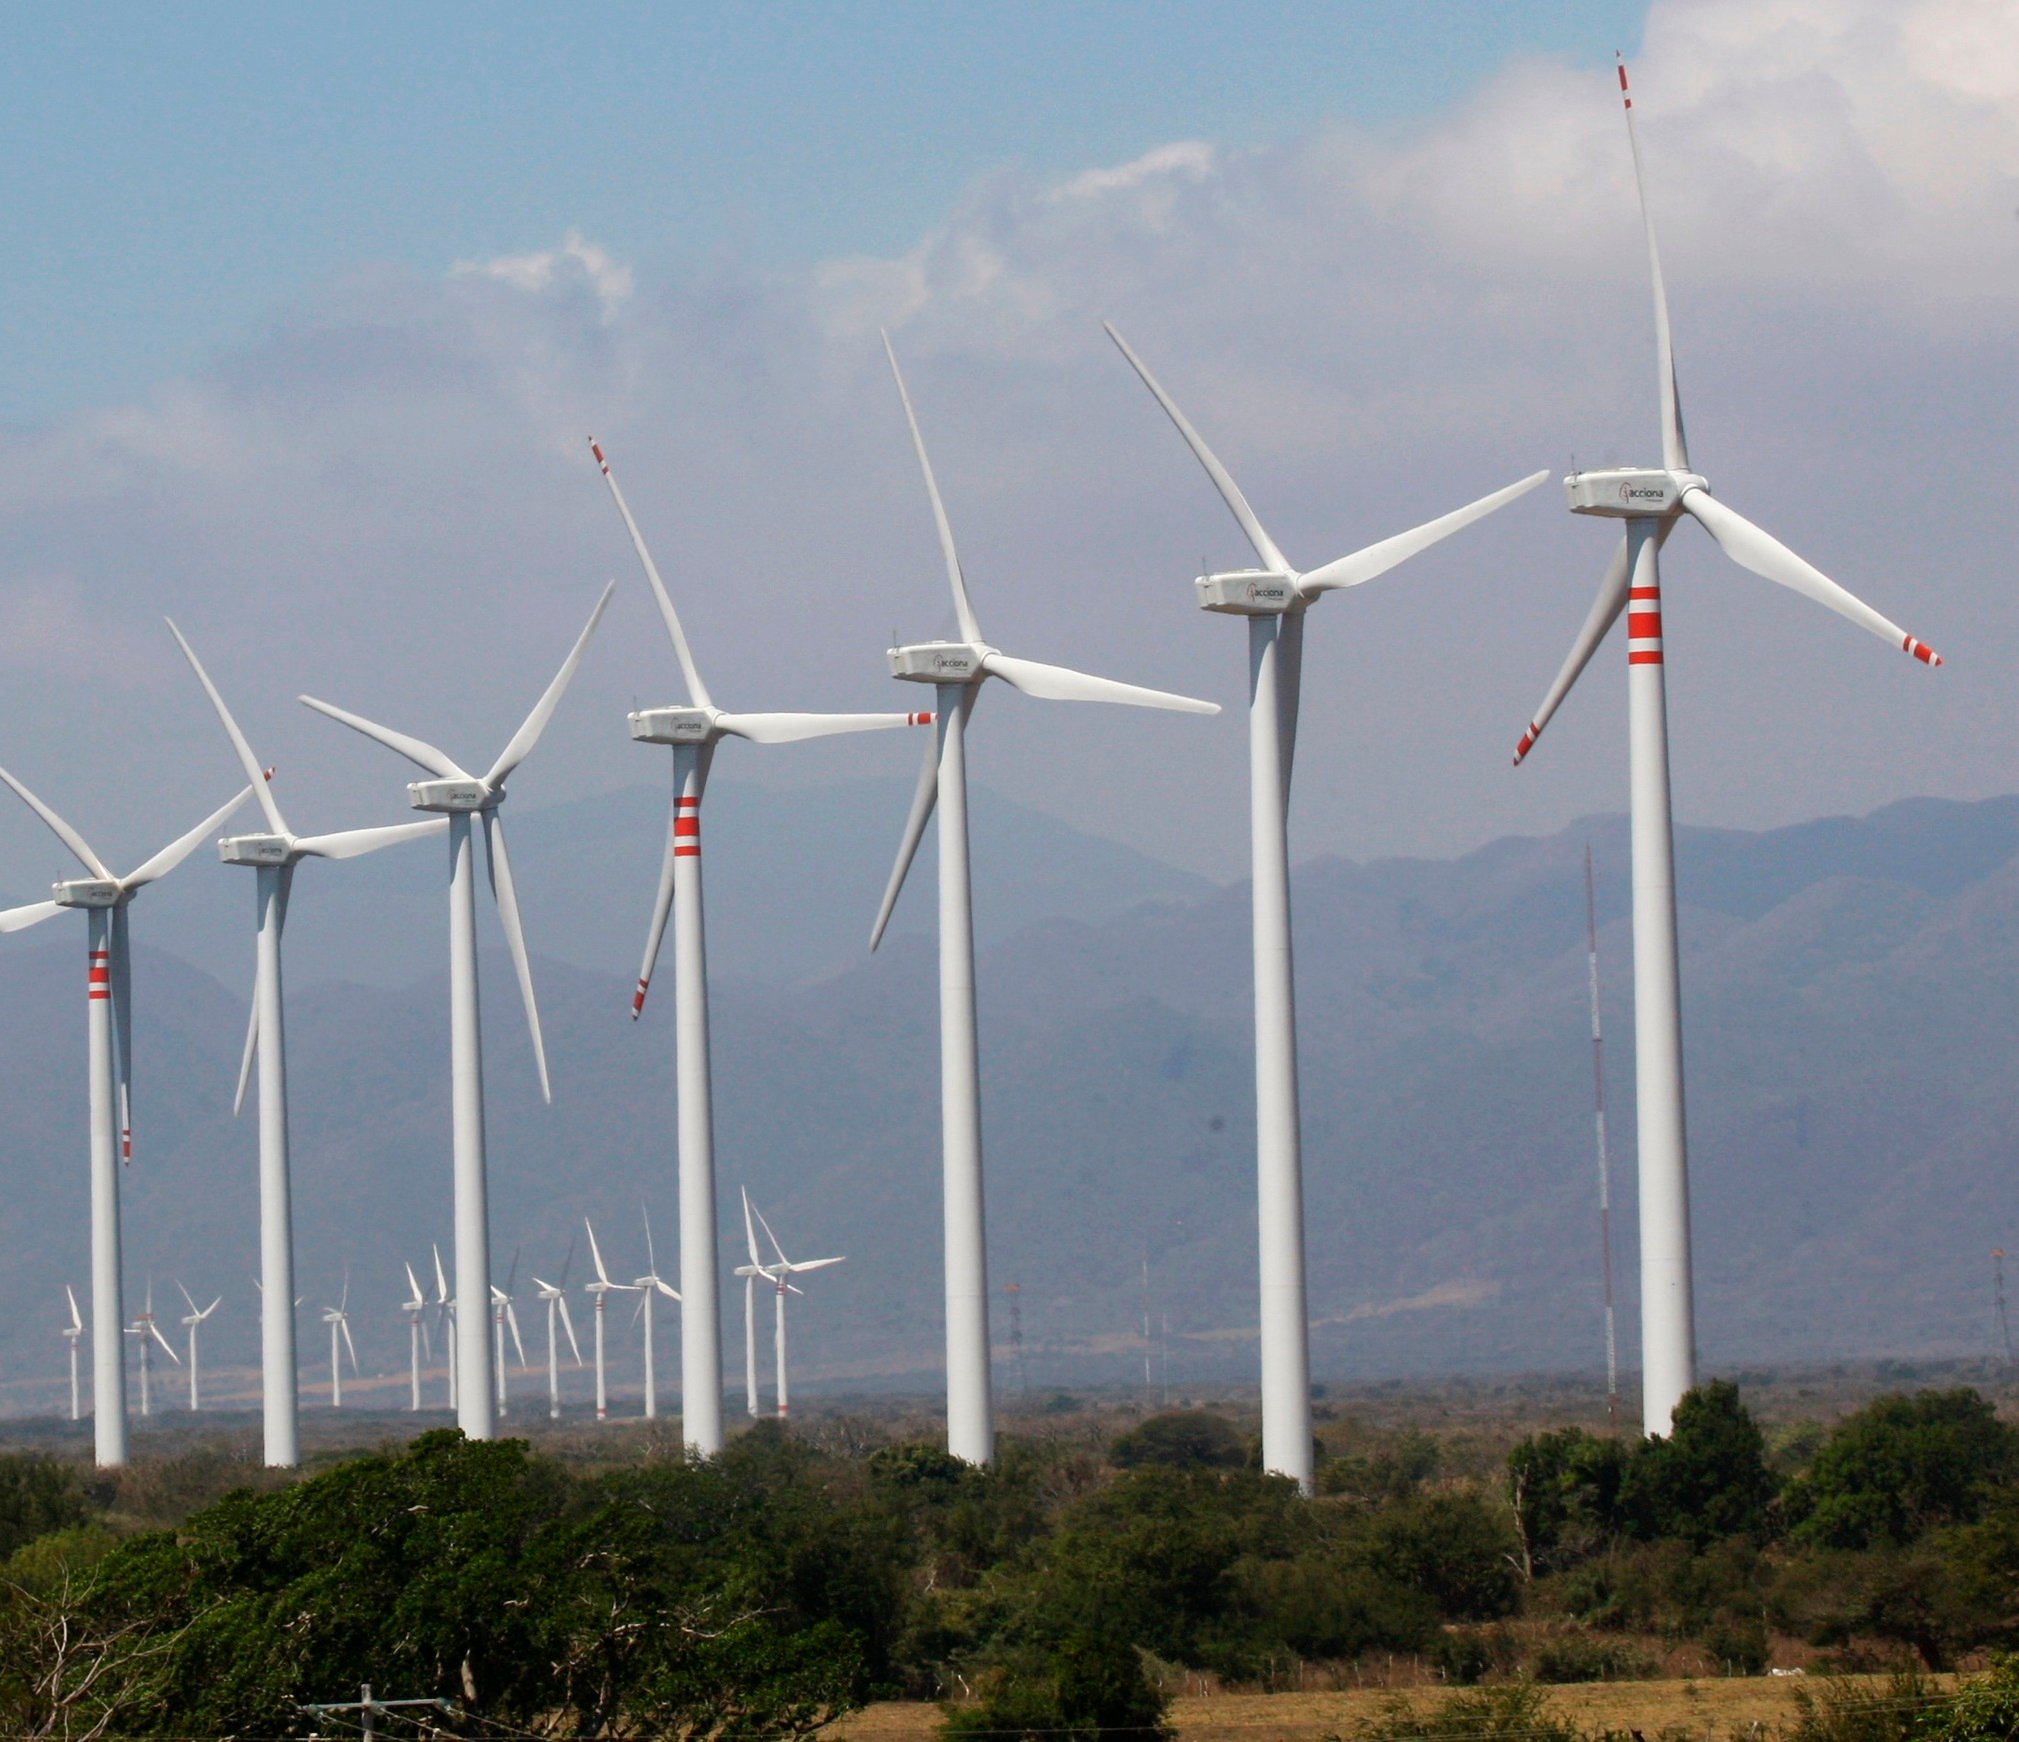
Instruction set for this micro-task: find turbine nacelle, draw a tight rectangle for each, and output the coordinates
[628,706,715,744]
[217,833,292,867]
[1564,467,1708,519]
[887,641,987,684]
[406,778,493,813]
[1196,569,1299,615]
[52,879,122,908]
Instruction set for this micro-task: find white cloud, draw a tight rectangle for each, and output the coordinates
[451,230,636,323]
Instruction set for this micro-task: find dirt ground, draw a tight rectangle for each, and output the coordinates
[835,1674,1952,1741]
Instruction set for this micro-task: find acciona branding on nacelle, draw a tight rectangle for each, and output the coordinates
[1618,480,1668,504]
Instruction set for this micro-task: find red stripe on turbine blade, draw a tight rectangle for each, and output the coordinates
[590,439,607,470]
[1628,587,1659,602]
[675,796,699,810]
[909,711,934,726]
[1627,612,1663,639]
[1905,637,1941,666]
[674,846,699,858]
[673,816,699,838]
[631,980,649,1019]
[87,990,109,1000]
[1628,651,1664,665]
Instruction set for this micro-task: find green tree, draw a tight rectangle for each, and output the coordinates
[1506,1426,1627,1575]
[940,1632,1171,1742]
[1786,1389,2017,1550]
[0,1454,88,1560]
[1620,1380,1777,1547]
[1111,1412,1250,1472]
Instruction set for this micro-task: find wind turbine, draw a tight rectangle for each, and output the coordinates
[736,1190,842,1421]
[128,1283,178,1419]
[400,1263,432,1411]
[323,1274,358,1408]
[630,1207,680,1421]
[870,335,1220,1467]
[169,621,446,1467]
[61,1287,84,1422]
[300,582,615,1440]
[176,1282,221,1411]
[431,1244,458,1412]
[582,1217,637,1422]
[591,437,929,1457]
[530,1239,582,1420]
[0,769,249,1466]
[491,1248,527,1417]
[1106,327,1545,1493]
[1509,60,1941,1435]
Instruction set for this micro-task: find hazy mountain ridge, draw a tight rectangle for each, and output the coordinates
[2,792,2017,1419]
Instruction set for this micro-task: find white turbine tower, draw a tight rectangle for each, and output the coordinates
[1106,326,1545,1492]
[491,1250,527,1417]
[61,1287,84,1422]
[531,1241,582,1421]
[323,1274,358,1409]
[631,1208,680,1422]
[401,1262,431,1411]
[170,621,446,1467]
[300,582,614,1440]
[0,770,248,1466]
[870,335,1220,1467]
[128,1284,178,1419]
[591,437,929,1457]
[582,1217,636,1422]
[176,1282,221,1411]
[1510,61,1942,1435]
[735,1190,842,1421]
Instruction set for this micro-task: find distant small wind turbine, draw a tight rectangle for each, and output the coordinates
[401,1261,431,1411]
[323,1273,358,1408]
[127,1283,179,1419]
[631,1207,680,1421]
[176,1282,222,1412]
[530,1238,582,1421]
[735,1189,842,1421]
[431,1244,457,1412]
[582,1217,637,1422]
[61,1287,84,1422]
[491,1248,527,1417]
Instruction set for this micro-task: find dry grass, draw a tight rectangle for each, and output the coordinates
[834,1674,1953,1742]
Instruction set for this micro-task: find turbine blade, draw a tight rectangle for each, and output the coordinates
[753,1202,790,1268]
[150,1321,180,1362]
[632,806,678,1020]
[507,1302,527,1367]
[433,1243,450,1303]
[0,767,110,879]
[1297,471,1551,593]
[1276,609,1305,806]
[656,1279,680,1301]
[297,697,470,781]
[557,1293,582,1363]
[341,1317,359,1373]
[1618,59,1689,472]
[558,1231,576,1290]
[869,725,941,951]
[882,331,984,644]
[203,1298,220,1317]
[292,817,449,859]
[166,619,291,836]
[980,652,1219,714]
[177,1279,198,1315]
[1512,534,1633,765]
[1104,322,1290,574]
[110,904,133,1162]
[742,1189,764,1269]
[67,1285,83,1330]
[585,1217,610,1286]
[716,710,933,745]
[482,812,551,1103]
[1681,489,1942,665]
[484,579,617,789]
[232,974,257,1118]
[124,787,255,888]
[589,438,713,710]
[787,1255,846,1274]
[643,1204,658,1276]
[0,899,63,935]
[405,1261,423,1303]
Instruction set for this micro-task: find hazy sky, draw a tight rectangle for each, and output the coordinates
[0,0,2011,905]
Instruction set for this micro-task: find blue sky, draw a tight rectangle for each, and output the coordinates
[4,2,1644,421]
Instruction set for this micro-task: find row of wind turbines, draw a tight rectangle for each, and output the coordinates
[12,66,1940,1488]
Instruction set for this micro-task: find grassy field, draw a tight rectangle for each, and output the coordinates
[836,1675,1955,1742]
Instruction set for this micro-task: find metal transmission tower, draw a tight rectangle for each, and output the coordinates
[1586,846,1619,1429]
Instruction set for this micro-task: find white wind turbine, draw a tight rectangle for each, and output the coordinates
[530,1240,582,1420]
[0,770,248,1466]
[323,1274,358,1408]
[128,1283,178,1419]
[591,436,930,1456]
[630,1208,681,1421]
[170,621,446,1467]
[61,1287,84,1422]
[300,582,615,1440]
[1107,326,1545,1492]
[176,1282,221,1411]
[432,1244,458,1412]
[1509,60,1941,1435]
[401,1262,431,1412]
[870,335,1220,1467]
[582,1217,637,1422]
[490,1249,527,1417]
[735,1189,842,1421]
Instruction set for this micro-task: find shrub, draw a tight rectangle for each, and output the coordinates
[1529,1632,1657,1683]
[1350,1683,1580,1742]
[1786,1390,2017,1550]
[939,1633,1171,1742]
[1619,1380,1777,1547]
[1360,1490,1521,1621]
[1112,1413,1250,1472]
[0,1455,88,1560]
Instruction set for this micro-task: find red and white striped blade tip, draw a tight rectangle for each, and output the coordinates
[1903,636,1942,667]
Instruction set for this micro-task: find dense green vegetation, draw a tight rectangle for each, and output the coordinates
[3,1381,2019,1736]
